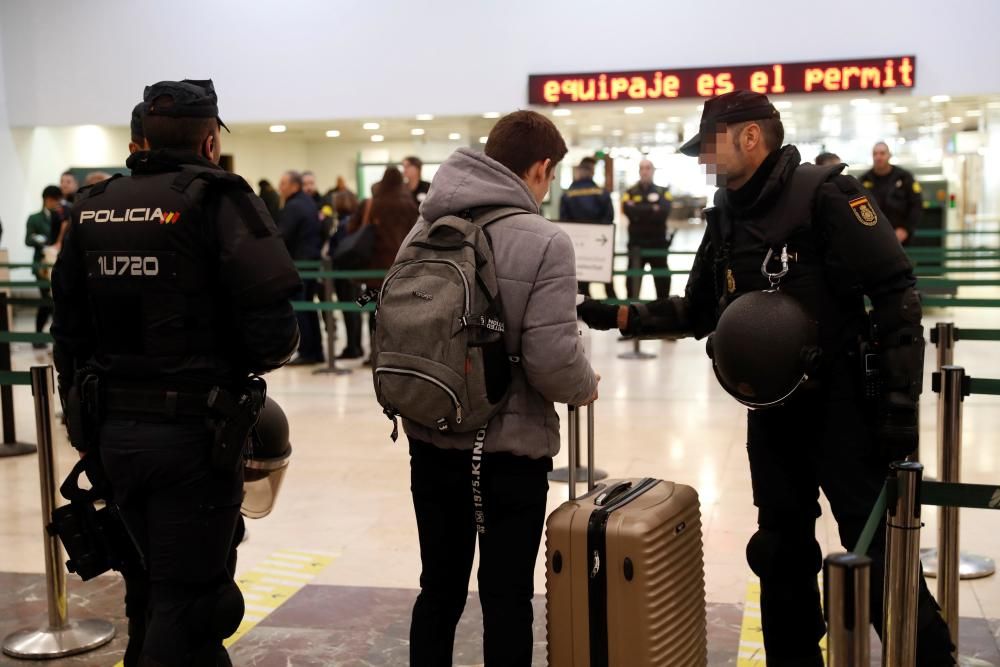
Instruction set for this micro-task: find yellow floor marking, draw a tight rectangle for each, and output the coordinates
[738,575,828,666]
[111,549,336,666]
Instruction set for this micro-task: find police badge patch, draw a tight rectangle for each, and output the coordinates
[849,196,878,226]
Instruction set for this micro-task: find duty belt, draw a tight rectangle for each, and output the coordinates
[105,388,215,419]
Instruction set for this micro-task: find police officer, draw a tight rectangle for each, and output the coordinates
[52,79,301,667]
[861,141,923,246]
[578,90,954,666]
[560,157,619,299]
[623,159,673,299]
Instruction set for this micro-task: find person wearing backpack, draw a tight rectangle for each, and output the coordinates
[372,111,599,666]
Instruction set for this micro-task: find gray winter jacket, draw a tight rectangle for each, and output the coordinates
[399,148,597,459]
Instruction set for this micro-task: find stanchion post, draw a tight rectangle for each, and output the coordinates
[935,322,956,370]
[313,259,351,376]
[0,292,36,456]
[825,552,871,667]
[882,460,923,667]
[2,366,115,658]
[936,366,962,658]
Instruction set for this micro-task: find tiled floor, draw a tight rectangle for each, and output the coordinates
[2,228,1000,664]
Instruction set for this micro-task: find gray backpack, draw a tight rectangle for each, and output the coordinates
[371,207,523,441]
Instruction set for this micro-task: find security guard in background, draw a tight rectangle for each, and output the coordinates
[623,159,673,299]
[560,157,619,299]
[861,141,923,246]
[578,90,954,665]
[52,79,301,667]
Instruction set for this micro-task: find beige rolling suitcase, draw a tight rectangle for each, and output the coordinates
[545,405,707,666]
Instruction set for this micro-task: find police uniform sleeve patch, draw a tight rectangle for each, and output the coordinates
[849,195,878,226]
[913,181,922,194]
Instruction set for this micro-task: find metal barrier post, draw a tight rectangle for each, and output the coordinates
[882,461,923,667]
[923,365,994,583]
[313,259,351,376]
[825,553,871,667]
[0,292,36,457]
[935,322,956,369]
[2,366,115,658]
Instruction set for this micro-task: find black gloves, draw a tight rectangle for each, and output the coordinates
[577,298,620,331]
[875,326,925,461]
[877,393,919,461]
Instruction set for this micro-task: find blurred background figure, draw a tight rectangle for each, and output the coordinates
[84,170,111,186]
[59,171,78,205]
[327,190,363,359]
[560,157,618,299]
[815,152,841,166]
[861,141,923,245]
[402,156,431,205]
[278,170,324,365]
[623,159,673,300]
[258,179,281,221]
[24,185,62,346]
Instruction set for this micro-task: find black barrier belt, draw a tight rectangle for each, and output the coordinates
[290,300,376,312]
[853,482,889,556]
[923,297,1000,309]
[0,371,33,386]
[967,378,1000,396]
[0,332,53,344]
[957,329,1000,342]
[922,481,1000,510]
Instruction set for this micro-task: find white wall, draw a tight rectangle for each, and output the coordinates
[2,0,999,127]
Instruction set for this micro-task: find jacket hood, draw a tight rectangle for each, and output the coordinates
[419,148,539,222]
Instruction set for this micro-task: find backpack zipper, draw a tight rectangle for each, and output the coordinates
[375,366,464,424]
[381,259,471,314]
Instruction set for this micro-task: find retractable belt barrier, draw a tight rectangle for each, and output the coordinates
[0,293,38,457]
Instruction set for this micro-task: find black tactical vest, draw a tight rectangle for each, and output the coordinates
[72,165,265,381]
[705,163,868,358]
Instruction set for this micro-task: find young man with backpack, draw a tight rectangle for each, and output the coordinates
[371,110,599,666]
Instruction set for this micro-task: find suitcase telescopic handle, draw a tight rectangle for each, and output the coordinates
[567,403,596,501]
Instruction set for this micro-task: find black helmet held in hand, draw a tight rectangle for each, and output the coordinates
[242,397,292,519]
[706,290,821,408]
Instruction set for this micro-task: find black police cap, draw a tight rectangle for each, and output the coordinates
[130,102,145,142]
[679,90,780,157]
[143,78,229,132]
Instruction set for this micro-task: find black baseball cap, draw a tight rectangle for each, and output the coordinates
[679,90,780,157]
[130,102,145,142]
[143,78,229,132]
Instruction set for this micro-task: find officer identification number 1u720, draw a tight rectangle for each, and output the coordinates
[95,255,160,277]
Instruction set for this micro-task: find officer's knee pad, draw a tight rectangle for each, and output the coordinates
[189,581,244,641]
[746,529,822,580]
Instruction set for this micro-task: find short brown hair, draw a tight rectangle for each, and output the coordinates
[403,156,422,171]
[485,110,567,177]
[730,118,784,153]
[142,95,217,151]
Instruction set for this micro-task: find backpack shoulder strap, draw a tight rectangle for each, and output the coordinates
[171,167,270,238]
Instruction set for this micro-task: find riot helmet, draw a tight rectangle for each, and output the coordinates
[242,397,291,519]
[706,289,821,408]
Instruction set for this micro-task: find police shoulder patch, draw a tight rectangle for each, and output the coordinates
[849,195,878,226]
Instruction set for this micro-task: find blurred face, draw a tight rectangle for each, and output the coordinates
[402,160,420,186]
[639,160,654,184]
[278,173,299,201]
[302,173,317,196]
[698,123,745,189]
[872,143,891,172]
[60,174,77,198]
[43,197,61,211]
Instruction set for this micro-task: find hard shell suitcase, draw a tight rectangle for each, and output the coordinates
[545,405,707,666]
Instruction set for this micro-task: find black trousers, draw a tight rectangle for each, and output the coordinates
[745,365,953,666]
[100,419,245,667]
[36,286,52,333]
[294,280,324,361]
[334,279,362,354]
[626,239,671,300]
[408,439,550,667]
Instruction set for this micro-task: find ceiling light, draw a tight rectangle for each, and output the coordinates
[950,116,963,124]
[611,129,624,137]
[931,95,951,103]
[482,112,501,119]
[411,128,425,136]
[415,114,434,121]
[966,109,983,117]
[774,101,793,110]
[363,122,380,130]
[269,125,286,133]
[448,132,462,140]
[371,134,385,143]
[891,106,909,114]
[325,130,340,138]
[667,116,682,123]
[624,106,644,115]
[988,102,1000,109]
[589,124,604,132]
[478,136,488,144]
[553,108,572,117]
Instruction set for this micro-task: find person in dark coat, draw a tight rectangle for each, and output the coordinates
[327,191,363,359]
[278,170,324,364]
[258,179,281,222]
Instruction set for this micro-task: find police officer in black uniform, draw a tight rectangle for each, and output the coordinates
[861,141,923,246]
[52,79,301,667]
[578,90,954,666]
[560,157,619,299]
[623,159,673,299]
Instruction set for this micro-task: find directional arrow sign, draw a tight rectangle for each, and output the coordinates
[554,221,616,283]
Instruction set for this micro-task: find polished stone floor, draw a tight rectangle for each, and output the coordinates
[2,228,1000,665]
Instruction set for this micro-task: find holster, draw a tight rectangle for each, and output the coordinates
[207,376,267,474]
[65,371,102,452]
[47,455,145,581]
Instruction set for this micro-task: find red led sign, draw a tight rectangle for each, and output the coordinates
[528,56,915,105]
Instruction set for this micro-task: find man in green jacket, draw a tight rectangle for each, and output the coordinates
[24,185,63,345]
